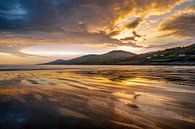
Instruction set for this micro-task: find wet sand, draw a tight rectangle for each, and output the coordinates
[0,66,195,129]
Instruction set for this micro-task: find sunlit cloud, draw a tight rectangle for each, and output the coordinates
[0,0,194,64]
[159,5,195,38]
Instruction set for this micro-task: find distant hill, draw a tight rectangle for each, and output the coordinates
[119,44,195,65]
[43,44,195,65]
[45,50,136,65]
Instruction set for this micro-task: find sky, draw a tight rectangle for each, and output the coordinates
[0,0,195,64]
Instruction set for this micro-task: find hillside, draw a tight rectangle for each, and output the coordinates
[45,50,136,65]
[44,44,195,65]
[120,44,195,65]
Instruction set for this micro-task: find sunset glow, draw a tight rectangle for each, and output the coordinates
[0,1,195,129]
[0,0,195,64]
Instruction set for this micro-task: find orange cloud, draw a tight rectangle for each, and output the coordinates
[159,6,195,37]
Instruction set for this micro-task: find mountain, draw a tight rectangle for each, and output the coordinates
[43,44,195,65]
[119,43,195,65]
[44,50,136,65]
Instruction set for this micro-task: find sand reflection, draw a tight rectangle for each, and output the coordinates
[0,67,195,129]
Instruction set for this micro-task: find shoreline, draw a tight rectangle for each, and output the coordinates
[0,67,195,129]
[0,64,195,72]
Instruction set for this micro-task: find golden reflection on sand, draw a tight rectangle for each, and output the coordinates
[0,69,195,129]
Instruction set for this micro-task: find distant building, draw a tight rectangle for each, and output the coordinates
[178,54,186,57]
[147,56,151,59]
[153,54,158,57]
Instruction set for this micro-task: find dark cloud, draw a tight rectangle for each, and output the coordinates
[0,0,186,32]
[121,37,137,41]
[126,18,142,29]
[160,13,195,37]
[108,30,121,37]
[121,31,143,41]
[120,31,145,47]
[0,0,189,48]
[157,32,178,38]
[132,31,142,38]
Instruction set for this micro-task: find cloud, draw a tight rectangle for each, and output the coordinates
[121,31,143,42]
[147,39,195,49]
[159,8,195,37]
[108,30,121,37]
[132,31,142,38]
[0,0,187,32]
[121,37,137,42]
[0,0,192,50]
[126,18,142,29]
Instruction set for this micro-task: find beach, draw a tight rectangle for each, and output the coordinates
[0,65,195,129]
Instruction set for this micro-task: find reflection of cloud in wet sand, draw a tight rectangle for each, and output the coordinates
[58,107,90,119]
[0,68,195,129]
